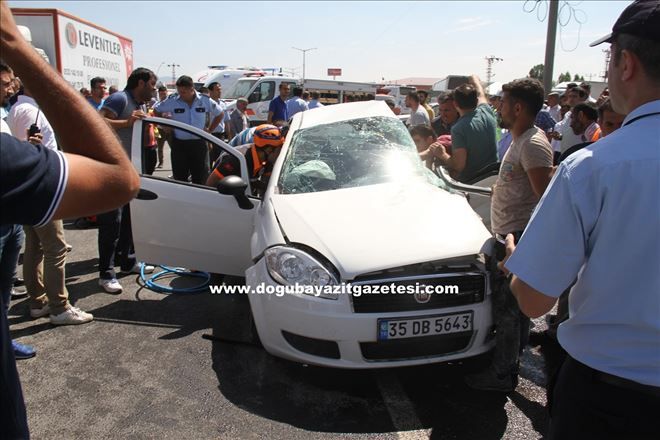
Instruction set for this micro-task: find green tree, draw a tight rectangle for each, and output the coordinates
[573,73,585,82]
[558,71,571,83]
[528,64,544,80]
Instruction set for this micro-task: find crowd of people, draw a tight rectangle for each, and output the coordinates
[1,0,659,438]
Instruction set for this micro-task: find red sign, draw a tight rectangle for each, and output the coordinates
[327,68,342,76]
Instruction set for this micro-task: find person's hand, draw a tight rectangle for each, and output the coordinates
[548,130,562,140]
[127,110,146,127]
[27,132,43,145]
[497,233,516,276]
[429,141,447,160]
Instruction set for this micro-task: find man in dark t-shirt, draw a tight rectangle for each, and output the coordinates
[1,5,139,436]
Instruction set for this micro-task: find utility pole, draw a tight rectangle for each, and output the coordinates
[543,0,559,94]
[485,56,503,84]
[167,63,181,83]
[601,48,611,81]
[292,47,317,89]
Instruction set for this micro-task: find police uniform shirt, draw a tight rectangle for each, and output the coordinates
[211,98,229,134]
[505,100,660,387]
[153,91,222,140]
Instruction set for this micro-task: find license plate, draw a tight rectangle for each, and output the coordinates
[378,312,473,340]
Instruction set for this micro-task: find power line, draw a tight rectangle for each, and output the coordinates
[524,1,587,93]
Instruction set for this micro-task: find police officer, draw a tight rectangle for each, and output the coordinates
[207,81,228,166]
[153,75,223,184]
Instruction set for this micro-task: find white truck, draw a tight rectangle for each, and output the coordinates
[192,66,268,93]
[223,76,378,125]
[376,85,417,115]
[12,8,134,91]
[552,80,607,100]
[432,75,471,93]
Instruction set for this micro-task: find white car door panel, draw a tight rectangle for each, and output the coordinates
[130,118,259,276]
[435,166,495,231]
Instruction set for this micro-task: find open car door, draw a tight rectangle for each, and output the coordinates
[129,117,260,276]
[436,163,499,231]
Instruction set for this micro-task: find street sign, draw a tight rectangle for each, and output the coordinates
[327,68,342,77]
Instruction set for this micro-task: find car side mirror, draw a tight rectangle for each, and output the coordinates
[248,91,261,103]
[217,176,254,210]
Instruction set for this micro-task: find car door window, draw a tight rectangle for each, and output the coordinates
[257,81,275,102]
[129,118,260,276]
[134,117,253,194]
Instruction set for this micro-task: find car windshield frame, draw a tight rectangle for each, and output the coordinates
[277,116,451,195]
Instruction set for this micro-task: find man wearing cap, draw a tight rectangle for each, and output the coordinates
[229,97,249,138]
[500,1,660,437]
[546,92,561,123]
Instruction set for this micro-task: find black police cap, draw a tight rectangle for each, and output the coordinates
[590,0,660,47]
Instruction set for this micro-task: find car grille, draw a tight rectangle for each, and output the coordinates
[360,331,473,361]
[351,273,486,313]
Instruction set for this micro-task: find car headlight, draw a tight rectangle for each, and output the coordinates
[264,246,339,300]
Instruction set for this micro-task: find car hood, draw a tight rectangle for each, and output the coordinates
[270,181,492,280]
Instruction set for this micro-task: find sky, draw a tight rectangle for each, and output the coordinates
[10,0,631,85]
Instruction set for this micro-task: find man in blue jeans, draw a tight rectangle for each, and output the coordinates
[99,67,158,294]
[0,225,35,359]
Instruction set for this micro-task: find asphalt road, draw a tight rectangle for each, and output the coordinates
[9,150,562,440]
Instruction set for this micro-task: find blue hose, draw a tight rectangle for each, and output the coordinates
[139,264,210,294]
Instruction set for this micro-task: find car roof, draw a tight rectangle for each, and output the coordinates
[293,101,395,130]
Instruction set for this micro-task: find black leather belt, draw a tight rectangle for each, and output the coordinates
[568,356,660,398]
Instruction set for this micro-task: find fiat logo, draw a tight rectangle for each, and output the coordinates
[414,291,431,304]
[65,23,77,48]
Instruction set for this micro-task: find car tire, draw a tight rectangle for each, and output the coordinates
[222,275,262,347]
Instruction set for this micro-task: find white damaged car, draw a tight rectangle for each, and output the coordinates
[130,101,496,368]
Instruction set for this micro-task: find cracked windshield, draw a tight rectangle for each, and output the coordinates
[279,116,448,194]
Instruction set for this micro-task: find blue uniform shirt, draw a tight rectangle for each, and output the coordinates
[286,97,308,119]
[153,91,222,140]
[229,127,256,147]
[308,99,324,110]
[268,96,288,122]
[211,98,228,134]
[506,100,660,386]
